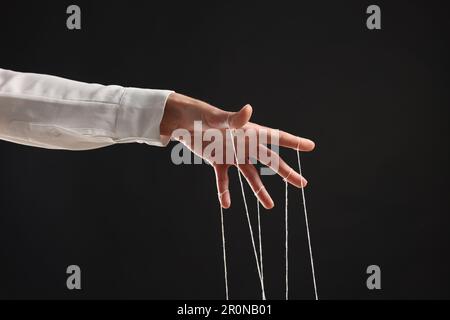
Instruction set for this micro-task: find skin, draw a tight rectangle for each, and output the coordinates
[160,92,315,210]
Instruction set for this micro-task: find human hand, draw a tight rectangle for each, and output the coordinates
[161,93,315,209]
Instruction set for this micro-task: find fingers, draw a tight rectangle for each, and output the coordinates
[238,164,274,209]
[246,123,315,151]
[278,130,315,151]
[257,144,308,188]
[214,165,231,208]
[227,105,253,129]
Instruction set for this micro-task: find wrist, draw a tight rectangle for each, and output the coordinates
[161,92,208,136]
[160,92,183,136]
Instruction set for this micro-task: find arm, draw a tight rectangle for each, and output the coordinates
[0,68,172,150]
[0,68,315,209]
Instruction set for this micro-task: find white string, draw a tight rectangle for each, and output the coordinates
[255,185,265,195]
[297,149,319,300]
[217,114,317,301]
[283,170,294,300]
[228,127,266,300]
[254,181,265,280]
[256,199,264,291]
[285,180,289,300]
[255,183,266,284]
[218,196,229,300]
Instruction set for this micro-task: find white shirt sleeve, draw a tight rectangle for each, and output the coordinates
[0,68,173,150]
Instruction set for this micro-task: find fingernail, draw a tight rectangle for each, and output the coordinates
[300,177,308,187]
[265,197,274,209]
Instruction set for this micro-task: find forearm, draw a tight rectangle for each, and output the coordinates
[0,68,172,150]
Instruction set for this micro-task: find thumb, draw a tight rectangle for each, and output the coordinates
[227,104,253,129]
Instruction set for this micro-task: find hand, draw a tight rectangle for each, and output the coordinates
[161,93,315,209]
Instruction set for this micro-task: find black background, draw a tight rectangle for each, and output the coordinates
[0,0,449,299]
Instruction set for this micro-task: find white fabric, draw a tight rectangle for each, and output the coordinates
[0,68,173,150]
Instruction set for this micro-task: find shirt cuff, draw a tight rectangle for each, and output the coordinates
[115,87,174,147]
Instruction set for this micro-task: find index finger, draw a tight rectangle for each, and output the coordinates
[246,123,315,151]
